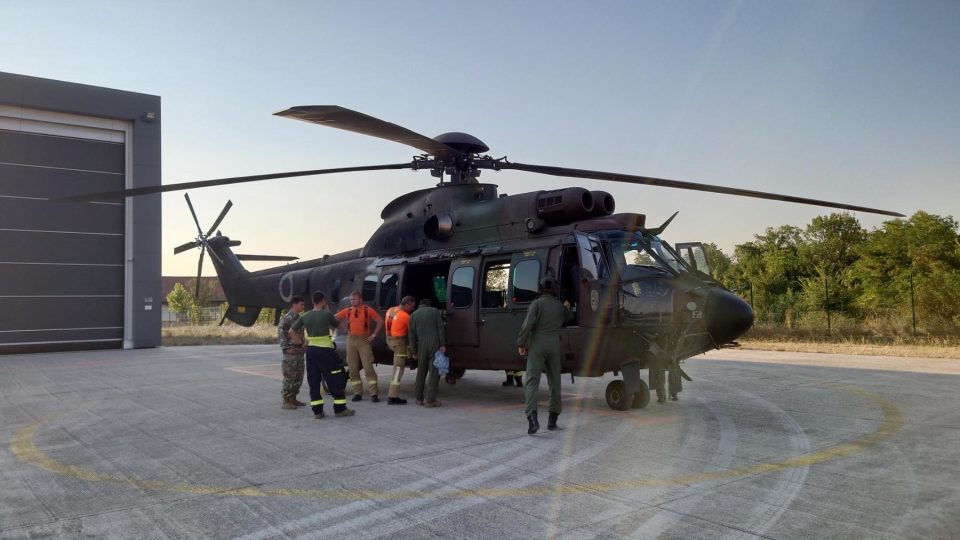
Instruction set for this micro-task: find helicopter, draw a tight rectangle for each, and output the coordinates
[71,106,903,410]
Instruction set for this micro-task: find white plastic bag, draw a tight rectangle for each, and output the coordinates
[433,350,450,376]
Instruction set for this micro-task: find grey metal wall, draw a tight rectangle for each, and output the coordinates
[0,72,161,353]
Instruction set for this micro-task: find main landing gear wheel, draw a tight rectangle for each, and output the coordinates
[605,379,651,410]
[630,379,651,409]
[605,380,630,411]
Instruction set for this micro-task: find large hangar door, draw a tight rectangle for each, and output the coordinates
[0,114,128,352]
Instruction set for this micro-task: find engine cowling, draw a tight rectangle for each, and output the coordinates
[536,188,594,226]
[589,191,615,216]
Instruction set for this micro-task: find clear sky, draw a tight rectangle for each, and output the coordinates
[2,1,958,276]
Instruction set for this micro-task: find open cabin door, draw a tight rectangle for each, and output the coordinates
[445,257,479,347]
[675,242,712,277]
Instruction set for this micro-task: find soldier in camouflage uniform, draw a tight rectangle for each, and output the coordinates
[278,296,307,409]
[517,277,573,434]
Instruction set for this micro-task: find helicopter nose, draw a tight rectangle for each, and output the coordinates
[706,289,754,345]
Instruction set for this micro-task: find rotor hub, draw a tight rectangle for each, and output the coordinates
[433,132,489,154]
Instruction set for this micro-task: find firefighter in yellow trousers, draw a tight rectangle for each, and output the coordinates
[385,295,416,405]
[335,291,384,402]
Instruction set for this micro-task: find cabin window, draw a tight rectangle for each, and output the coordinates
[481,262,510,309]
[590,239,611,280]
[450,267,475,308]
[362,274,377,303]
[379,273,398,307]
[576,235,599,280]
[512,259,540,303]
[331,278,341,303]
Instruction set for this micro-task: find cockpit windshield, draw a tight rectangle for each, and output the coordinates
[606,232,690,279]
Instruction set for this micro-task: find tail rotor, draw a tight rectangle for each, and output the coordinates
[173,193,232,301]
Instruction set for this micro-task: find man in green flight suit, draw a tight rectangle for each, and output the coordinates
[517,277,573,434]
[408,298,446,407]
[650,355,682,403]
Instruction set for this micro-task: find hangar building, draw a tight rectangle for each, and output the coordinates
[0,71,161,353]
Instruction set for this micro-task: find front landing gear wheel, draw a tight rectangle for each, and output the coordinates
[630,380,651,409]
[605,380,630,411]
[445,368,466,385]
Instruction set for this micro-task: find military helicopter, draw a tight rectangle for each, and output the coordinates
[72,106,903,410]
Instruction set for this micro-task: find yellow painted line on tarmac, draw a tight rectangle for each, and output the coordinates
[225,364,283,381]
[9,384,903,500]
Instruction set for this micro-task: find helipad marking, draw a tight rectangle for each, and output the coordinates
[225,364,282,380]
[9,384,902,500]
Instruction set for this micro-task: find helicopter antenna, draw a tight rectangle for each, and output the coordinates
[644,211,679,236]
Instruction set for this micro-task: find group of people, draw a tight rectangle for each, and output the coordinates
[278,290,447,419]
[277,276,676,434]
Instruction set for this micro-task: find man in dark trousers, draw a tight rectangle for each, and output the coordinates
[290,292,355,419]
[650,356,682,403]
[517,277,572,434]
[408,299,446,407]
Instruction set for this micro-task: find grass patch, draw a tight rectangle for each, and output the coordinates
[162,323,276,346]
[737,338,960,359]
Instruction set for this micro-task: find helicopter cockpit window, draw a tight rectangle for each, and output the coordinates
[607,233,688,279]
[482,262,510,309]
[512,259,540,303]
[379,273,398,308]
[450,267,474,308]
[362,274,378,303]
[648,237,687,273]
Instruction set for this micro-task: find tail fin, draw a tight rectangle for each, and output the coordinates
[174,194,298,327]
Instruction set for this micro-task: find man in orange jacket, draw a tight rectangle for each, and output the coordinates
[384,295,416,405]
[335,291,384,402]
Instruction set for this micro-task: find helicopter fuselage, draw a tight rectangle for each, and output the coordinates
[205,183,753,381]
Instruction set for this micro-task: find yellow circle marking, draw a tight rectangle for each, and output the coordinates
[10,384,902,500]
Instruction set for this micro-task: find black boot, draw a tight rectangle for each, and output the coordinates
[514,375,523,388]
[527,411,539,435]
[502,374,514,387]
[547,412,559,430]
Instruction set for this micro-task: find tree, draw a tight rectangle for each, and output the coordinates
[166,283,194,323]
[797,214,868,318]
[851,211,960,330]
[799,213,867,274]
[726,225,804,323]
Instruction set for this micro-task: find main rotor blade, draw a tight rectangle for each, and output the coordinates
[235,254,299,261]
[195,248,205,300]
[205,200,233,237]
[62,163,418,202]
[499,162,904,217]
[173,241,199,255]
[184,193,203,235]
[275,106,464,162]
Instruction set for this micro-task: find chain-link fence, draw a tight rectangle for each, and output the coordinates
[162,303,279,327]
[731,278,959,341]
